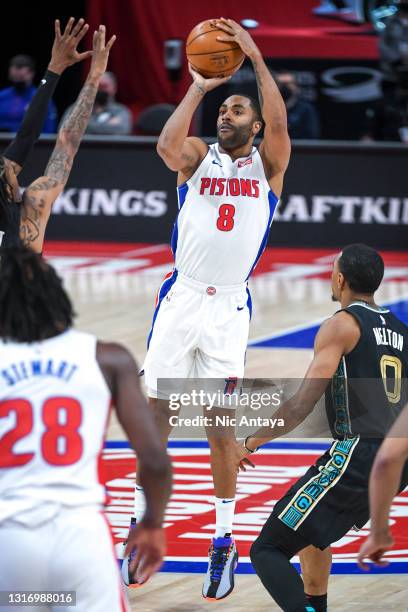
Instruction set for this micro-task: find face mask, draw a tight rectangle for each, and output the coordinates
[95,90,109,106]
[11,81,28,94]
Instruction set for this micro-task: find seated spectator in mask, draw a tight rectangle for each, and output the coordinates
[379,0,408,92]
[60,71,132,135]
[275,72,320,140]
[0,55,57,133]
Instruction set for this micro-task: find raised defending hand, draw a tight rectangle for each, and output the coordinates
[48,18,93,74]
[89,25,116,80]
[188,62,231,95]
[216,18,260,60]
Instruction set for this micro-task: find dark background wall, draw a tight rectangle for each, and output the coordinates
[0,3,86,121]
[1,135,405,250]
[0,1,381,138]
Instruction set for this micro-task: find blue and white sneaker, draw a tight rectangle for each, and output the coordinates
[202,535,238,600]
[121,517,142,588]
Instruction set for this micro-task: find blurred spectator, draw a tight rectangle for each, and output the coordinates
[313,1,348,17]
[379,0,408,88]
[60,71,132,135]
[275,72,321,140]
[361,68,408,142]
[0,55,57,133]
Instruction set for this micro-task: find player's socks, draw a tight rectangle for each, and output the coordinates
[121,485,146,587]
[305,593,327,612]
[134,484,146,521]
[121,517,143,588]
[214,497,236,538]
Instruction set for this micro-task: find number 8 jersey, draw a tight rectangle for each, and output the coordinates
[0,330,111,525]
[172,143,280,285]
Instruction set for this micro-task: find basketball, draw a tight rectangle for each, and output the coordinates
[186,19,244,78]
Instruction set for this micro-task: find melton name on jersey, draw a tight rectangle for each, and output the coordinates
[172,143,279,286]
[326,302,408,439]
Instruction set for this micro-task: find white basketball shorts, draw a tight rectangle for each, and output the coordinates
[0,507,128,612]
[143,270,252,401]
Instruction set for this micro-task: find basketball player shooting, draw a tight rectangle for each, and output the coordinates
[0,247,172,611]
[0,19,115,254]
[122,18,291,600]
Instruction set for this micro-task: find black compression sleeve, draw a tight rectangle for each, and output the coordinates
[3,70,60,167]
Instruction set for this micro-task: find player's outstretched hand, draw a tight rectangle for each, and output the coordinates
[48,18,93,74]
[125,522,166,585]
[89,25,116,79]
[234,440,255,473]
[216,18,260,60]
[357,531,394,571]
[188,63,231,94]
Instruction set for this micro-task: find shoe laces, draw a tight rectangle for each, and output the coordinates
[209,543,231,583]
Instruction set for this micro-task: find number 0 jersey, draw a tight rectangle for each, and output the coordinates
[326,302,408,439]
[172,143,279,285]
[0,330,111,525]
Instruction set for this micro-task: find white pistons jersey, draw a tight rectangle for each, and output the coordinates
[0,330,111,525]
[172,143,279,285]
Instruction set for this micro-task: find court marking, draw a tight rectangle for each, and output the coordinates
[44,242,408,280]
[249,296,408,349]
[104,440,408,575]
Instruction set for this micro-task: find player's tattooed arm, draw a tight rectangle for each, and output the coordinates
[42,81,98,189]
[20,26,116,253]
[19,193,43,247]
[20,80,98,251]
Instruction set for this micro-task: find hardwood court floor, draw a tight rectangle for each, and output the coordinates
[46,243,408,611]
[128,573,408,611]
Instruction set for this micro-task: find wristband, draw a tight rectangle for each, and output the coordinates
[243,436,258,454]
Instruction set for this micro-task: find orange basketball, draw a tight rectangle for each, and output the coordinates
[186,19,244,79]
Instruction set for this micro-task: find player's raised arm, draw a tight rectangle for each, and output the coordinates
[358,404,408,570]
[156,65,229,180]
[216,19,291,191]
[237,311,360,462]
[19,26,115,252]
[3,18,93,176]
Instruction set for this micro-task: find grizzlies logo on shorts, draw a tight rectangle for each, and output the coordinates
[278,437,359,531]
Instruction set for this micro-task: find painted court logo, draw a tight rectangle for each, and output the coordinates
[102,441,408,574]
